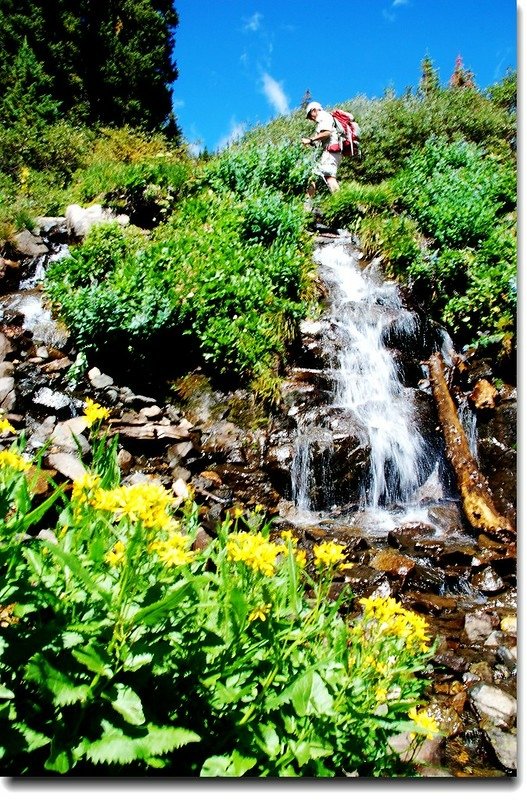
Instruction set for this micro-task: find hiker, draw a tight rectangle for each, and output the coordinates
[301,101,342,196]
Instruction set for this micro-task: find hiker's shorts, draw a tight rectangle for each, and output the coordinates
[315,149,342,179]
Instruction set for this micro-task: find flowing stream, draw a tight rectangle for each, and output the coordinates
[290,234,443,524]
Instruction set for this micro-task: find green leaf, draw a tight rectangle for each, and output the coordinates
[280,670,334,717]
[43,542,112,605]
[0,684,14,700]
[86,721,200,765]
[25,654,91,707]
[200,750,257,777]
[106,684,145,726]
[44,747,72,774]
[14,722,50,752]
[129,576,207,627]
[72,643,113,678]
[290,739,333,767]
[255,722,281,759]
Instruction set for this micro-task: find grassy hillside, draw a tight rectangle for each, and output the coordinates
[1,71,517,400]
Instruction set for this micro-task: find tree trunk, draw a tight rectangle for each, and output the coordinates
[427,352,515,538]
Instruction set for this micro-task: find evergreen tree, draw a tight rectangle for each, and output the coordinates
[1,39,60,128]
[0,0,179,132]
[419,55,440,98]
[449,54,476,89]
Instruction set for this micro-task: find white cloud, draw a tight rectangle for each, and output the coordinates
[261,72,290,115]
[244,12,262,32]
[392,0,409,5]
[217,120,247,151]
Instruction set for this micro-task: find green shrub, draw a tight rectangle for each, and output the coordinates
[199,141,313,197]
[358,213,423,277]
[321,180,397,231]
[0,418,440,776]
[395,137,515,247]
[44,193,313,402]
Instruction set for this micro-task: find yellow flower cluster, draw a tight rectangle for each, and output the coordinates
[313,541,352,570]
[226,531,287,577]
[0,450,31,472]
[105,540,126,567]
[83,398,110,427]
[0,417,16,436]
[408,706,440,739]
[358,596,431,652]
[149,530,195,568]
[82,479,177,531]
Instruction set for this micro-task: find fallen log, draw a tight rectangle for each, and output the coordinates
[427,352,515,538]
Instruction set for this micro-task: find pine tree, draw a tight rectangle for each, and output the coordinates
[0,0,180,132]
[449,54,476,90]
[419,55,440,98]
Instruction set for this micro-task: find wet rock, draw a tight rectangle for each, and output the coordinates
[42,356,73,374]
[464,611,495,643]
[402,591,458,615]
[45,451,86,481]
[50,416,89,442]
[13,230,49,258]
[88,366,114,389]
[469,683,516,728]
[117,448,134,474]
[0,375,16,410]
[369,547,415,577]
[0,331,13,362]
[480,723,516,771]
[35,216,68,240]
[432,651,469,675]
[470,566,505,594]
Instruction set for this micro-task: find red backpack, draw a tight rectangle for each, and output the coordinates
[327,109,361,157]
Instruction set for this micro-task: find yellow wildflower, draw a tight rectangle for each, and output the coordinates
[248,603,272,623]
[83,398,110,427]
[408,707,440,740]
[375,686,388,703]
[0,417,16,436]
[152,542,195,568]
[105,540,126,567]
[0,450,31,472]
[294,549,307,569]
[90,482,176,530]
[226,531,284,577]
[313,541,351,569]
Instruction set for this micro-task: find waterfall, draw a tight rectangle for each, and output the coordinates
[291,236,434,513]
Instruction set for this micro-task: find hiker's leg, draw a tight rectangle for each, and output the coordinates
[326,176,340,193]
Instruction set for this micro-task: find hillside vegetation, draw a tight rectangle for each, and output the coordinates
[1,62,517,402]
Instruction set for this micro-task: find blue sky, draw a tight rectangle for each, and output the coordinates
[171,0,518,154]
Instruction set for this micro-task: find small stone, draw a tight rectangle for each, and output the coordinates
[469,683,517,728]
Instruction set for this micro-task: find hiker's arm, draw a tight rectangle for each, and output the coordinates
[302,129,331,146]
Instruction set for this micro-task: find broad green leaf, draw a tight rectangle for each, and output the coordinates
[25,654,91,707]
[0,684,14,700]
[281,670,334,717]
[86,721,200,765]
[129,576,207,627]
[200,750,257,777]
[72,644,113,678]
[44,747,72,774]
[255,723,281,758]
[43,542,112,605]
[290,739,333,767]
[14,722,50,752]
[107,684,145,726]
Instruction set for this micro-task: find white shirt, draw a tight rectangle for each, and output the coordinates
[315,110,339,147]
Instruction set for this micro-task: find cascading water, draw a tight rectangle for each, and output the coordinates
[291,235,437,515]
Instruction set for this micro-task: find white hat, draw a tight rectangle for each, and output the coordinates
[305,101,322,117]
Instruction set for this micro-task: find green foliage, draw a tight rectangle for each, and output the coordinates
[321,180,398,231]
[358,214,423,278]
[0,422,439,776]
[394,137,515,248]
[45,191,314,402]
[0,1,180,132]
[199,140,313,197]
